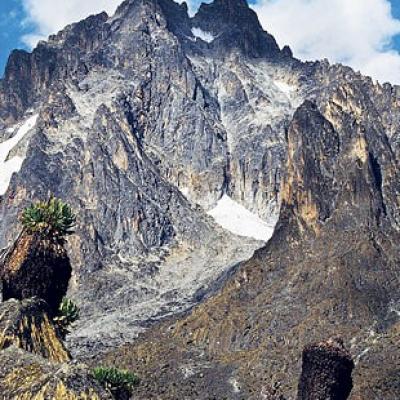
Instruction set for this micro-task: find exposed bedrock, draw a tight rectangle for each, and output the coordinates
[0,0,398,397]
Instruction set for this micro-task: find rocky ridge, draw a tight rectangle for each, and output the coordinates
[0,0,399,398]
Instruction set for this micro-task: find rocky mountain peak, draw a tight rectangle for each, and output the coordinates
[192,0,287,58]
[0,0,399,398]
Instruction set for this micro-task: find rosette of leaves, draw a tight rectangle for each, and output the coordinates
[21,196,76,239]
[54,297,80,337]
[92,367,140,400]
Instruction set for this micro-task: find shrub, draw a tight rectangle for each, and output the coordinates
[21,196,76,239]
[54,297,80,337]
[92,367,139,399]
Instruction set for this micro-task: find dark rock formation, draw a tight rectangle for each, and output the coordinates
[0,12,110,125]
[297,338,354,400]
[192,0,285,58]
[0,297,70,362]
[0,232,72,314]
[0,0,399,398]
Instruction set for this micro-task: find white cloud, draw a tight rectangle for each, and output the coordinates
[252,0,400,84]
[21,0,121,47]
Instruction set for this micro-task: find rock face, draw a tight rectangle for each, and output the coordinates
[0,232,72,314]
[297,338,354,400]
[0,297,70,362]
[0,347,112,399]
[0,0,399,398]
[191,0,284,59]
[0,298,112,399]
[97,89,400,398]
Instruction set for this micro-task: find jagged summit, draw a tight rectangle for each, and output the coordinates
[0,0,292,125]
[0,0,399,398]
[192,0,285,58]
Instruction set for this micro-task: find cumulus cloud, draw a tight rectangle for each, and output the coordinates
[252,0,400,84]
[21,0,121,47]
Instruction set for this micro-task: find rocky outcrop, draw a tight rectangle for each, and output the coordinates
[0,297,70,362]
[0,347,112,399]
[0,0,399,398]
[297,338,354,400]
[0,12,110,126]
[191,0,286,59]
[0,299,113,398]
[0,232,71,314]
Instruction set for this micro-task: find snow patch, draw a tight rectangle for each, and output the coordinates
[208,195,275,242]
[389,305,400,317]
[274,80,296,97]
[0,114,38,195]
[179,186,190,198]
[229,377,241,393]
[191,27,214,43]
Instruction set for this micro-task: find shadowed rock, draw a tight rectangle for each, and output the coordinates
[0,297,70,363]
[297,338,354,400]
[0,232,72,314]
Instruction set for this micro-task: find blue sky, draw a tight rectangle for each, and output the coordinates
[393,1,400,47]
[0,0,29,76]
[1,0,400,83]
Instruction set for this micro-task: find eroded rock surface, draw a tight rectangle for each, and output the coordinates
[0,0,399,398]
[0,346,112,400]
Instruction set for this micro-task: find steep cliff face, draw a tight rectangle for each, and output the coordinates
[0,0,399,398]
[102,94,400,398]
[0,0,293,352]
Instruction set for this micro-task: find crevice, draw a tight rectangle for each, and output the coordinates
[369,152,387,217]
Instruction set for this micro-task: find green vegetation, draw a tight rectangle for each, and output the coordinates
[54,297,80,337]
[92,366,140,399]
[21,196,76,239]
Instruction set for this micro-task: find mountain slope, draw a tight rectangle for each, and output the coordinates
[0,0,399,398]
[0,0,291,353]
[99,98,400,400]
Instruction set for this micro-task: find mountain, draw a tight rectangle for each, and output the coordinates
[0,0,399,398]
